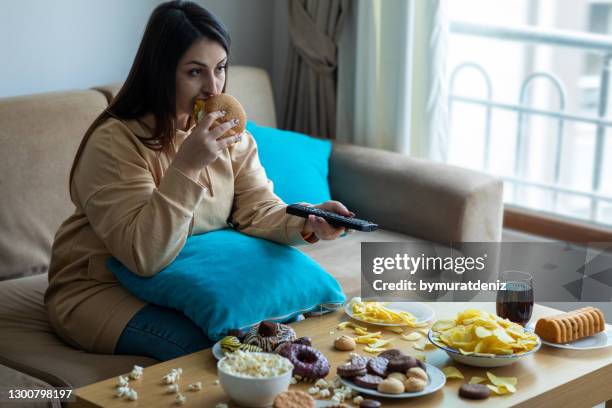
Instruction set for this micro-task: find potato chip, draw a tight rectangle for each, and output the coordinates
[413,342,425,351]
[442,366,464,380]
[401,332,421,341]
[431,309,538,355]
[370,338,394,348]
[432,320,456,332]
[469,376,486,384]
[354,327,368,336]
[385,326,405,334]
[350,299,417,325]
[363,346,387,353]
[417,328,430,336]
[487,372,517,388]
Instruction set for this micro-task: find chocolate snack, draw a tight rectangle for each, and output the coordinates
[359,400,382,408]
[377,349,403,360]
[459,383,491,400]
[387,355,418,373]
[367,357,389,377]
[337,362,367,378]
[353,374,384,389]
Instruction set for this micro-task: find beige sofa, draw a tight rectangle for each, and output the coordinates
[0,66,504,394]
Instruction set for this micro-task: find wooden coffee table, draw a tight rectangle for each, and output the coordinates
[73,303,612,407]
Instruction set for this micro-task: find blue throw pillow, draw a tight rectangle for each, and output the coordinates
[246,121,332,205]
[108,229,345,341]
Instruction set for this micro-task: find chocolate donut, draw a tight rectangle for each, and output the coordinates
[278,343,330,380]
[244,321,297,352]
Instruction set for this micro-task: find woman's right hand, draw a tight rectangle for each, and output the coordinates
[172,111,242,180]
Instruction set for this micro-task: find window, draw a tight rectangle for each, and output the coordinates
[447,0,612,227]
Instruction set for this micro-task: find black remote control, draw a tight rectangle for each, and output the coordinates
[286,204,379,232]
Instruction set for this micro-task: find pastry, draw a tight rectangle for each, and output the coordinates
[459,383,491,399]
[273,390,315,408]
[377,377,404,394]
[278,343,330,380]
[244,321,297,352]
[334,335,356,351]
[535,307,605,343]
[406,367,428,382]
[404,377,427,392]
[219,336,241,354]
[193,93,247,139]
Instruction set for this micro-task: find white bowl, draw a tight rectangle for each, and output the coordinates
[427,330,541,367]
[217,353,293,407]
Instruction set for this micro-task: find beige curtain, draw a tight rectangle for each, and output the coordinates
[282,0,349,139]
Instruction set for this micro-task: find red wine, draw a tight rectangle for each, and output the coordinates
[496,281,534,326]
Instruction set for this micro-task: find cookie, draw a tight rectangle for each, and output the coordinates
[367,357,389,377]
[404,377,427,392]
[350,354,370,367]
[377,349,403,360]
[377,377,405,394]
[273,390,315,408]
[359,400,381,408]
[459,383,491,400]
[353,374,384,389]
[387,355,418,373]
[337,362,367,378]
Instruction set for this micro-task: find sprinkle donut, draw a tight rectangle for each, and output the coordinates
[278,343,330,380]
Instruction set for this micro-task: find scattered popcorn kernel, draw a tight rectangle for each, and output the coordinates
[187,382,202,391]
[175,393,186,405]
[166,384,179,394]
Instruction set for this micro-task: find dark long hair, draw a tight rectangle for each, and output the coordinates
[69,0,230,199]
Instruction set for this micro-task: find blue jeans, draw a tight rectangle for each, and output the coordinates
[114,304,214,361]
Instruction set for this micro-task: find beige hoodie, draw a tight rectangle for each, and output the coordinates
[45,115,311,354]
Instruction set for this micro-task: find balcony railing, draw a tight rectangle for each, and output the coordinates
[448,20,612,223]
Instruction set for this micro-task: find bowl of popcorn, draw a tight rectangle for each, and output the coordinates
[217,350,294,407]
[428,309,541,367]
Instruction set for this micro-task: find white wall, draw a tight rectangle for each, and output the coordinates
[0,0,164,98]
[0,0,289,120]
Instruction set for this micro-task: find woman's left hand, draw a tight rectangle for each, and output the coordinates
[301,200,355,241]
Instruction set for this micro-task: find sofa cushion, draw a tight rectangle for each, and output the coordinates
[0,274,157,388]
[247,121,332,205]
[0,90,108,280]
[109,229,346,341]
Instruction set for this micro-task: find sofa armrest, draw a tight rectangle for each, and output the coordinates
[328,143,504,242]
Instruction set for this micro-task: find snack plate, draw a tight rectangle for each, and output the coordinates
[212,342,226,360]
[338,362,445,399]
[526,322,612,350]
[344,301,435,327]
[427,329,541,367]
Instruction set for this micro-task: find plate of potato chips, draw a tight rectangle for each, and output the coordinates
[428,309,541,367]
[344,297,435,327]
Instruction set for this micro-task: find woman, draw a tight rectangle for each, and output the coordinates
[45,0,351,361]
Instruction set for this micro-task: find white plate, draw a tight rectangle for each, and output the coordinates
[526,322,612,350]
[344,301,435,327]
[212,341,225,360]
[427,329,541,367]
[339,362,445,399]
